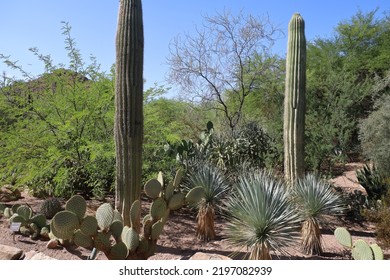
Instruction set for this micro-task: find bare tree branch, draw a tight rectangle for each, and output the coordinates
[167,10,282,132]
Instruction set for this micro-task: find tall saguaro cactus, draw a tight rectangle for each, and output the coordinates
[283,13,306,185]
[114,0,144,227]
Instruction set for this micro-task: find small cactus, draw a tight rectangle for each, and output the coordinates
[334,227,384,260]
[95,203,114,231]
[65,195,86,222]
[51,210,80,240]
[39,197,62,219]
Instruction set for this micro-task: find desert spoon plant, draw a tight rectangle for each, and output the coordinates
[283,13,306,185]
[292,174,344,255]
[185,163,229,241]
[225,170,301,260]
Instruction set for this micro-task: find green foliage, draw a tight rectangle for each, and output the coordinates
[225,170,301,259]
[334,227,384,260]
[304,9,390,173]
[359,94,390,179]
[362,192,390,249]
[0,23,115,199]
[165,121,277,176]
[356,164,389,204]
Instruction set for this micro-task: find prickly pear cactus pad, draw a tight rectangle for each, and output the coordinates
[30,214,47,229]
[352,239,374,260]
[144,179,162,199]
[123,227,139,252]
[65,195,87,221]
[334,227,352,248]
[74,229,94,249]
[185,186,205,205]
[168,193,185,210]
[80,216,98,236]
[16,205,33,221]
[370,244,384,260]
[51,210,80,240]
[96,203,114,231]
[150,197,167,220]
[108,241,129,260]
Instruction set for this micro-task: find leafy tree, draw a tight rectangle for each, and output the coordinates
[304,9,390,172]
[359,94,390,178]
[0,23,115,198]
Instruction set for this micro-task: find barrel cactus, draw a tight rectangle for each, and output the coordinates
[39,197,62,219]
[283,13,306,185]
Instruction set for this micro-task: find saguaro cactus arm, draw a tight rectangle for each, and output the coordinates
[114,0,144,227]
[283,13,306,185]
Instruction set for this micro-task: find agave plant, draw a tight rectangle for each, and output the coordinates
[185,162,229,241]
[225,170,301,260]
[292,173,344,255]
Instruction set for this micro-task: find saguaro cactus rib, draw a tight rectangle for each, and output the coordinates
[283,13,306,185]
[114,0,144,227]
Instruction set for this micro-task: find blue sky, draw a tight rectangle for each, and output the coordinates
[1,0,388,92]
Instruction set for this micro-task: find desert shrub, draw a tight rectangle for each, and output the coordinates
[164,121,278,177]
[0,23,115,199]
[212,122,278,172]
[27,155,115,199]
[359,95,390,178]
[336,188,368,221]
[363,206,390,249]
[357,164,389,205]
[362,189,390,249]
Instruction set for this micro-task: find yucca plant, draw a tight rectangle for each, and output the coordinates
[225,170,301,260]
[292,173,344,255]
[185,163,229,241]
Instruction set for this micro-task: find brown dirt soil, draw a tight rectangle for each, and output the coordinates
[0,163,388,260]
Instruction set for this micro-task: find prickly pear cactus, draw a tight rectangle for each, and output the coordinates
[334,227,352,248]
[334,227,384,260]
[352,239,374,260]
[46,169,203,260]
[7,204,48,240]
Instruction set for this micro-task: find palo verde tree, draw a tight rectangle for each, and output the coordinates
[283,13,306,185]
[167,10,280,133]
[114,0,144,227]
[0,23,115,199]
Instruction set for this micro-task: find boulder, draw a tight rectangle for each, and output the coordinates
[25,251,56,260]
[0,244,23,260]
[0,185,22,202]
[189,252,231,260]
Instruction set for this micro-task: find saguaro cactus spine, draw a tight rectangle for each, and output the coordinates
[114,0,144,227]
[283,13,306,185]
